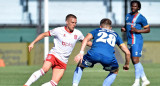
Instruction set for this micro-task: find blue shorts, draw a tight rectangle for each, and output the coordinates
[128,42,143,57]
[82,51,119,72]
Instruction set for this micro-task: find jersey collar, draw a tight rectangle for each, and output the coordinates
[65,26,72,33]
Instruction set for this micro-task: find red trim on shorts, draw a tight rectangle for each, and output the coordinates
[46,54,67,70]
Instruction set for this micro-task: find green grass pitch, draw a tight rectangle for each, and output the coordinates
[0,63,159,86]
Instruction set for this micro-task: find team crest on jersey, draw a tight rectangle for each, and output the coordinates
[74,35,77,39]
[64,34,66,37]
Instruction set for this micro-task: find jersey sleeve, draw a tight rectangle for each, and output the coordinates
[141,15,149,28]
[89,29,97,38]
[116,33,124,46]
[49,28,58,36]
[78,31,84,41]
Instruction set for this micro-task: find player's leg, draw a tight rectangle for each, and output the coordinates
[138,43,150,86]
[52,68,65,84]
[41,80,57,86]
[41,55,67,86]
[72,54,94,86]
[41,68,65,86]
[130,44,140,86]
[132,57,141,86]
[103,70,118,86]
[72,62,85,86]
[24,61,52,86]
[132,57,150,86]
[139,62,150,86]
[102,59,119,86]
[131,43,150,86]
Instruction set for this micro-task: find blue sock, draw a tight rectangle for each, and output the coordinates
[72,67,83,85]
[138,62,145,77]
[134,62,141,80]
[138,62,148,81]
[103,72,117,86]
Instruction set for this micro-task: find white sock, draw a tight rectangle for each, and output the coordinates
[134,79,140,83]
[72,83,78,86]
[50,80,57,86]
[141,76,148,81]
[25,69,45,85]
[42,80,57,86]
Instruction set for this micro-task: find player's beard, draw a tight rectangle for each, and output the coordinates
[131,9,138,15]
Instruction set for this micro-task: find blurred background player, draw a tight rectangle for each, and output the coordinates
[24,14,92,86]
[121,1,150,86]
[72,18,130,86]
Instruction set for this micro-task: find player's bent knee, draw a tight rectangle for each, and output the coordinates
[77,62,86,69]
[42,67,50,73]
[112,69,119,74]
[132,57,140,64]
[42,61,52,73]
[79,64,86,69]
[105,68,119,74]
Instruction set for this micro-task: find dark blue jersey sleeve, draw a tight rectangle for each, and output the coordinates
[89,28,100,38]
[89,30,95,37]
[115,33,124,46]
[140,15,149,27]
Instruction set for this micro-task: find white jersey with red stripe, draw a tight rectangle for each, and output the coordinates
[48,26,84,64]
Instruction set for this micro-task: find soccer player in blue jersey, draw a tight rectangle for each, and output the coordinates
[121,1,150,86]
[72,18,130,86]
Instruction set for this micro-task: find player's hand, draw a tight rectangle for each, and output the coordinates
[123,64,129,71]
[131,27,138,33]
[121,27,126,32]
[74,53,83,63]
[28,43,34,52]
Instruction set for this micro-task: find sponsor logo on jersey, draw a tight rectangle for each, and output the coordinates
[126,22,134,25]
[126,22,136,27]
[62,41,73,47]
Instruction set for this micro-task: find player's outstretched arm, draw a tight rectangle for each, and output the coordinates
[79,40,92,47]
[119,43,130,70]
[74,52,84,63]
[28,31,50,52]
[74,33,93,63]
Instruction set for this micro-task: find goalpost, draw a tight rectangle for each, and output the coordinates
[44,0,49,60]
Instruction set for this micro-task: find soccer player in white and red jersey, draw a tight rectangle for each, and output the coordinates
[24,14,92,86]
